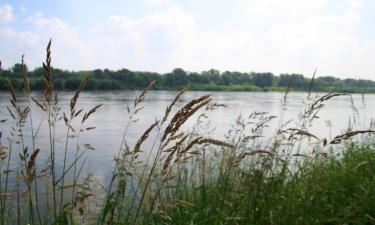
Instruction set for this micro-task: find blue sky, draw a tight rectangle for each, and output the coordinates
[1,0,375,79]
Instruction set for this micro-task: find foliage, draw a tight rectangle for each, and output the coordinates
[141,143,375,225]
[1,64,375,92]
[1,42,375,225]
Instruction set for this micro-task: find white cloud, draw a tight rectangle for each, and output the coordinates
[96,6,198,70]
[0,28,41,68]
[89,0,375,79]
[0,13,94,70]
[25,13,94,68]
[1,0,375,79]
[0,4,15,23]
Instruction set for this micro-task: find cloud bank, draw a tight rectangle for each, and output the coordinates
[0,0,374,79]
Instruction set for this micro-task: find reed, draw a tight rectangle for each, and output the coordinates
[1,42,375,225]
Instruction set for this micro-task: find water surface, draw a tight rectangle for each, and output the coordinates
[0,91,372,184]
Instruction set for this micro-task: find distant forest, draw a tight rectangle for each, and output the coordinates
[1,63,374,93]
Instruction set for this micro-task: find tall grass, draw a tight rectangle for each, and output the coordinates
[1,41,375,225]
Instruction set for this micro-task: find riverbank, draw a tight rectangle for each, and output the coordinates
[2,66,375,93]
[2,79,375,94]
[139,143,375,225]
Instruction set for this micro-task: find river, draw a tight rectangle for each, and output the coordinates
[0,90,372,184]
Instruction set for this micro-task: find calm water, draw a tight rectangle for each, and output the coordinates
[0,91,373,184]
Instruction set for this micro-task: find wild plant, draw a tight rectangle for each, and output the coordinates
[1,41,375,225]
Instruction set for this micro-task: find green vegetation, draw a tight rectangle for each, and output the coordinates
[1,41,375,225]
[140,143,375,225]
[1,63,375,93]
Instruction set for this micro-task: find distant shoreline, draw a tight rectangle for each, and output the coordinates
[1,86,373,94]
[1,66,374,94]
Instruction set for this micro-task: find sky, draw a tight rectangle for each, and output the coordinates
[0,0,375,79]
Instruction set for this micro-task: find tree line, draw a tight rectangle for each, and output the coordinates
[1,63,374,93]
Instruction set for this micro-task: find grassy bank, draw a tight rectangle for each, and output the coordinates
[139,143,375,225]
[1,41,375,225]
